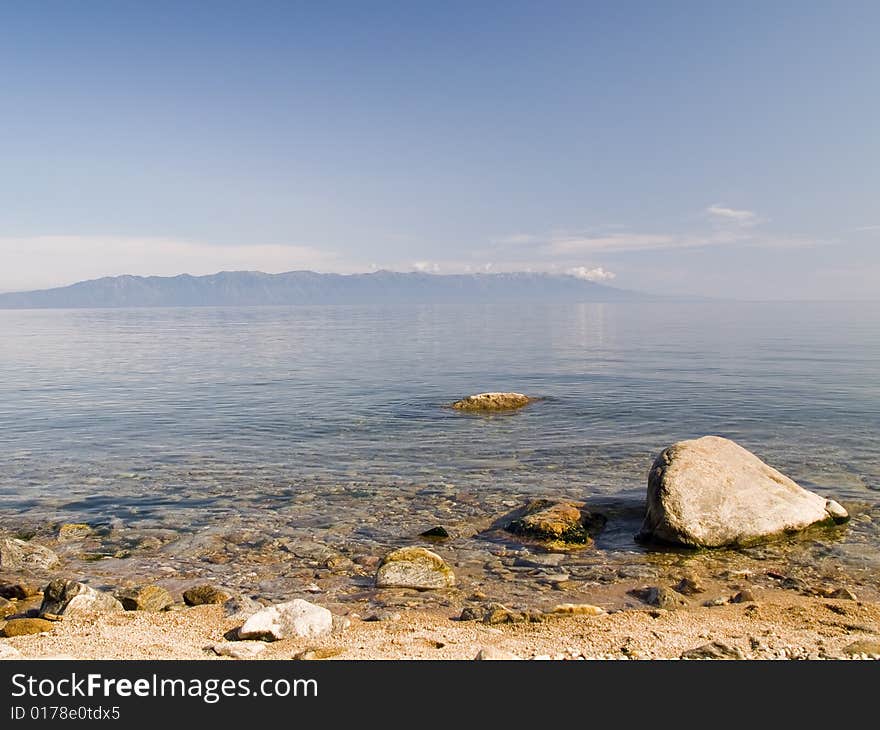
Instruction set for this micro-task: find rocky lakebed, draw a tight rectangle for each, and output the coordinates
[1,397,879,660]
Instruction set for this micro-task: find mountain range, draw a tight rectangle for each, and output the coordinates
[0,270,648,308]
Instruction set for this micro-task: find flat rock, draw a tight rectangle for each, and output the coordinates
[451,392,532,411]
[1,618,56,637]
[375,547,455,590]
[504,500,606,548]
[115,585,173,612]
[681,641,744,660]
[237,599,332,642]
[475,646,522,660]
[0,538,60,572]
[639,436,849,547]
[211,642,266,659]
[39,579,123,617]
[183,584,232,606]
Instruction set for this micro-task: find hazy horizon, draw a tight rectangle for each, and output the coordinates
[2,3,878,300]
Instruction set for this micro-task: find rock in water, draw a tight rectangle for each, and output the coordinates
[57,523,92,540]
[505,500,606,548]
[0,538,60,571]
[39,580,123,617]
[115,585,173,612]
[638,436,849,547]
[183,584,231,606]
[237,599,332,641]
[1,618,57,637]
[451,392,532,411]
[375,547,456,590]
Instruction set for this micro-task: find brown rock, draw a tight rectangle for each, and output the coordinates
[451,392,532,411]
[504,499,606,548]
[0,581,42,600]
[1,617,56,637]
[115,585,174,612]
[183,584,232,606]
[842,640,880,657]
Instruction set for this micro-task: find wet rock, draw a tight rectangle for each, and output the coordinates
[458,606,482,621]
[183,584,232,606]
[115,585,173,612]
[513,553,566,568]
[0,581,42,600]
[638,436,849,547]
[419,526,450,539]
[375,547,456,590]
[475,647,522,660]
[57,523,92,540]
[674,576,705,595]
[0,538,60,572]
[39,580,123,617]
[549,603,605,616]
[451,392,532,411]
[681,641,744,660]
[731,589,757,604]
[1,618,56,637]
[825,500,849,523]
[630,586,689,610]
[0,596,17,618]
[237,599,332,642]
[211,642,266,659]
[842,640,880,658]
[504,500,606,548]
[222,594,263,622]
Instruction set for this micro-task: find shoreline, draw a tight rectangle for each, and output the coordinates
[2,587,879,660]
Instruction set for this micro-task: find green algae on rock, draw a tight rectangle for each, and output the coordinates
[451,392,532,411]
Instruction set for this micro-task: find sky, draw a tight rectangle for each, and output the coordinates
[1,1,878,299]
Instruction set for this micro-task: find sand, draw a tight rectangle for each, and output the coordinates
[2,588,879,660]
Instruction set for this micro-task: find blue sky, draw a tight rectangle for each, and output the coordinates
[1,1,878,298]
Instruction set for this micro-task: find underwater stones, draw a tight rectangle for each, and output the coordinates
[0,538,60,572]
[504,500,606,549]
[639,436,849,548]
[375,547,456,590]
[451,392,532,411]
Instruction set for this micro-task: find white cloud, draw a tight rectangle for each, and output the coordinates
[567,266,616,282]
[412,261,440,273]
[0,235,347,292]
[706,204,760,226]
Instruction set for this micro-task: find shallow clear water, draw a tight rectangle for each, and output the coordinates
[1,302,878,603]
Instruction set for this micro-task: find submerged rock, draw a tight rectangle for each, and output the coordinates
[183,584,231,606]
[1,618,56,637]
[0,538,60,572]
[57,523,92,540]
[115,585,173,612]
[375,547,456,590]
[237,599,332,642]
[638,436,849,548]
[504,499,606,548]
[39,579,123,617]
[451,392,532,411]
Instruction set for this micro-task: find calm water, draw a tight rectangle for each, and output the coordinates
[1,302,878,601]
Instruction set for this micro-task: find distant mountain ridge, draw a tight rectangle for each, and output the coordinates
[0,270,648,308]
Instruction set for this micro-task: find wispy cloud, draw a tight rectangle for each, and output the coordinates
[853,225,880,232]
[567,266,616,282]
[412,261,440,273]
[706,204,760,226]
[0,235,348,292]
